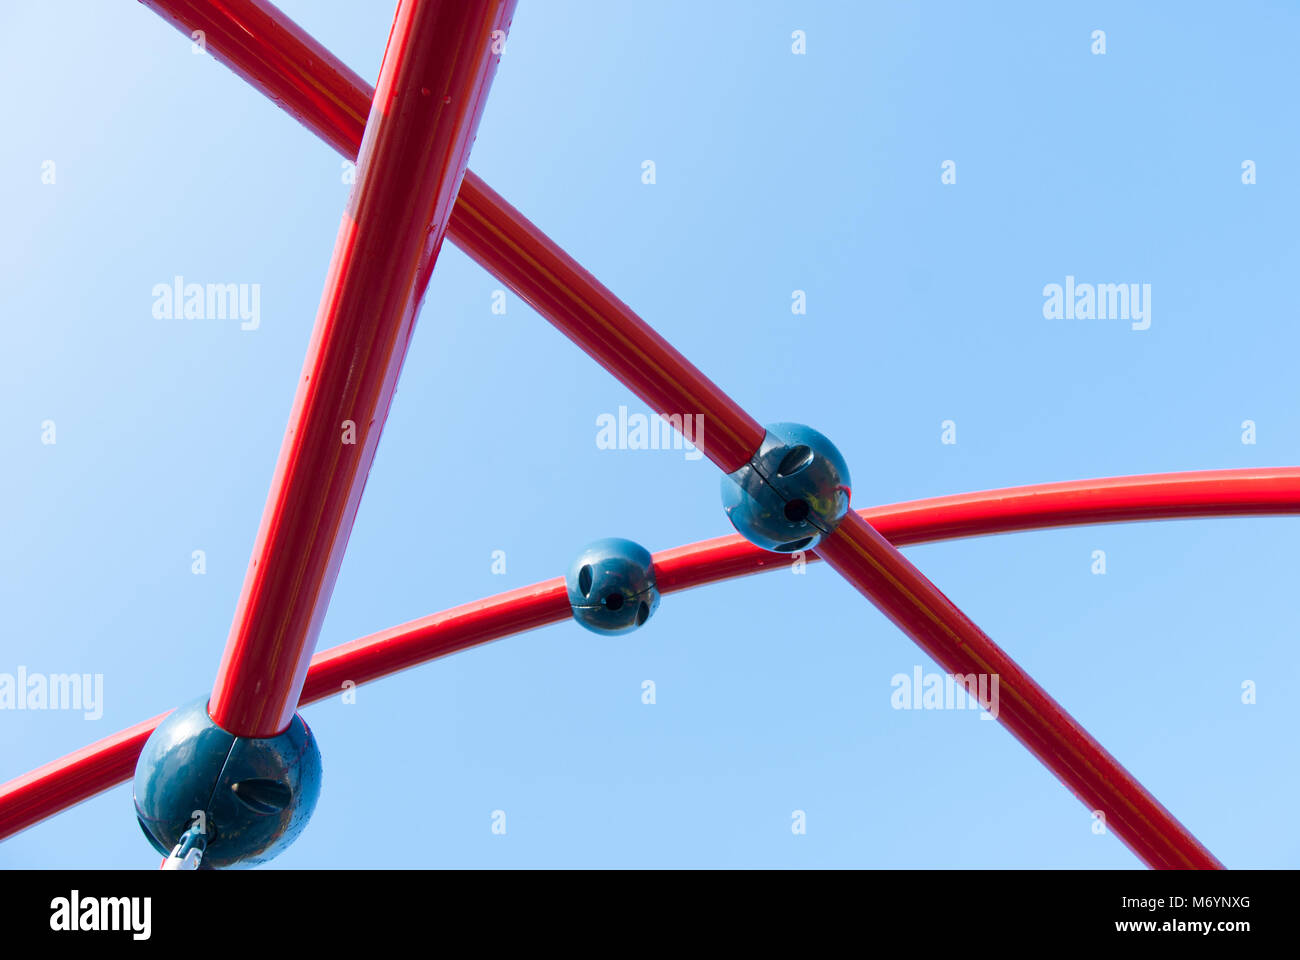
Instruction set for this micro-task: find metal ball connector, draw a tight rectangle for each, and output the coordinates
[720,422,852,552]
[566,537,661,635]
[133,697,322,869]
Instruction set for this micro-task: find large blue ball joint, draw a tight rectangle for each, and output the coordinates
[133,697,322,869]
[721,422,851,552]
[566,537,660,635]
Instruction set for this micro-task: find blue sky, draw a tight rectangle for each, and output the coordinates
[1,0,1297,868]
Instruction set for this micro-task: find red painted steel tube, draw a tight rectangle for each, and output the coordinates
[447,176,765,471]
[138,0,371,159]
[208,0,516,738]
[865,467,1300,544]
[5,468,1294,845]
[816,511,1224,870]
[301,579,570,703]
[0,715,166,847]
[137,0,765,472]
[658,467,1300,591]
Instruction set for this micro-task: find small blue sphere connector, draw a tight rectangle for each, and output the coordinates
[133,697,322,869]
[566,537,661,635]
[721,422,851,552]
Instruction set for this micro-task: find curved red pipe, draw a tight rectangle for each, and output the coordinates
[3,468,1295,846]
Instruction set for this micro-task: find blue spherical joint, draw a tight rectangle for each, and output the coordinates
[721,422,852,552]
[566,537,661,635]
[133,697,322,869]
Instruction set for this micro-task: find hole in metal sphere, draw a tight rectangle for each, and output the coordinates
[578,564,593,597]
[230,778,293,815]
[774,536,814,553]
[784,498,810,522]
[604,593,624,612]
[636,601,650,626]
[776,444,814,477]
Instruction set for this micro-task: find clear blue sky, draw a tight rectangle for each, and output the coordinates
[2,0,1297,869]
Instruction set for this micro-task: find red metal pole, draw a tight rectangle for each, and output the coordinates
[137,0,765,472]
[0,715,166,846]
[863,467,1300,544]
[208,0,516,738]
[301,580,571,703]
[658,467,1300,591]
[447,176,765,471]
[816,511,1224,870]
[5,467,1294,845]
[138,0,370,159]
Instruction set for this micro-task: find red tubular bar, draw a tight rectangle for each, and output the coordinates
[816,511,1223,870]
[447,177,766,471]
[138,0,371,160]
[865,467,1300,543]
[137,0,765,472]
[208,0,516,738]
[4,468,1294,846]
[659,466,1300,591]
[301,579,570,703]
[0,715,167,848]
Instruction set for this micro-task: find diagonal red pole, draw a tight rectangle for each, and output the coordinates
[817,512,1223,869]
[9,467,1292,846]
[207,0,516,738]
[137,1,1223,865]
